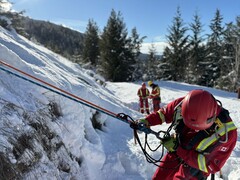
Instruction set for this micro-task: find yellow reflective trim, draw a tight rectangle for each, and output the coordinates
[215,118,224,128]
[226,122,237,131]
[139,89,149,97]
[197,128,224,151]
[198,154,208,173]
[157,110,165,123]
[146,89,149,96]
[175,106,182,120]
[139,89,143,96]
[151,87,160,96]
[197,122,237,152]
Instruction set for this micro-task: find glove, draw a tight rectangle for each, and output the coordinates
[130,119,151,134]
[138,120,151,134]
[161,135,178,152]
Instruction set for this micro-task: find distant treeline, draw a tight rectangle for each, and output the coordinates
[0,4,240,92]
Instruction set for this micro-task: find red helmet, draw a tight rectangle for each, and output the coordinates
[181,90,218,130]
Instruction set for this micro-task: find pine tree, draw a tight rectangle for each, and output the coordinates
[146,44,158,80]
[165,6,189,81]
[129,27,146,59]
[82,19,99,66]
[159,46,172,80]
[205,9,224,87]
[188,11,206,84]
[218,17,240,91]
[129,27,146,81]
[99,9,132,82]
[234,17,240,89]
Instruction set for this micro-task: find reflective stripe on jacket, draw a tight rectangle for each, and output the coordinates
[150,85,160,98]
[137,88,149,98]
[146,97,237,176]
[196,120,237,172]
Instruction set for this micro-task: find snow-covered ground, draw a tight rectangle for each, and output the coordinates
[0,26,239,180]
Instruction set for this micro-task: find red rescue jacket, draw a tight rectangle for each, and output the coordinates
[146,97,237,177]
[137,87,150,100]
[149,84,160,99]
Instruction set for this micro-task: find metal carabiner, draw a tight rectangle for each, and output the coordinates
[214,124,228,143]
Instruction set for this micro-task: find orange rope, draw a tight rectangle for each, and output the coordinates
[0,59,118,118]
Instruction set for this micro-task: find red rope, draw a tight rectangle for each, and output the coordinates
[0,59,118,117]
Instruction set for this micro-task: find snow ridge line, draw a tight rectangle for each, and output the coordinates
[0,60,130,124]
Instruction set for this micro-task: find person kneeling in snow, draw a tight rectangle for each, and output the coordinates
[135,89,237,180]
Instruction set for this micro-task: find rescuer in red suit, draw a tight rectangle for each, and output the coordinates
[136,89,237,180]
[137,82,150,114]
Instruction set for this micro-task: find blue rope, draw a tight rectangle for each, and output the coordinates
[0,65,129,124]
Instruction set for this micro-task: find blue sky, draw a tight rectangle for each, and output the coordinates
[10,0,240,54]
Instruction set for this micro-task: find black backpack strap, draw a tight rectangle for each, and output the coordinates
[217,108,229,123]
[184,130,209,150]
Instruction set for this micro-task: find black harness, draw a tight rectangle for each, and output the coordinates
[175,108,229,150]
[174,107,230,180]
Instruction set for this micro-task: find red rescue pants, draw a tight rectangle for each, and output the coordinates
[152,153,207,180]
[139,98,149,114]
[152,97,161,112]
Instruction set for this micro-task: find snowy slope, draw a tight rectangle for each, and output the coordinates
[106,82,240,180]
[0,26,143,180]
[0,26,239,180]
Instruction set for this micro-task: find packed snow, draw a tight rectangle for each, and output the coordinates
[0,26,239,180]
